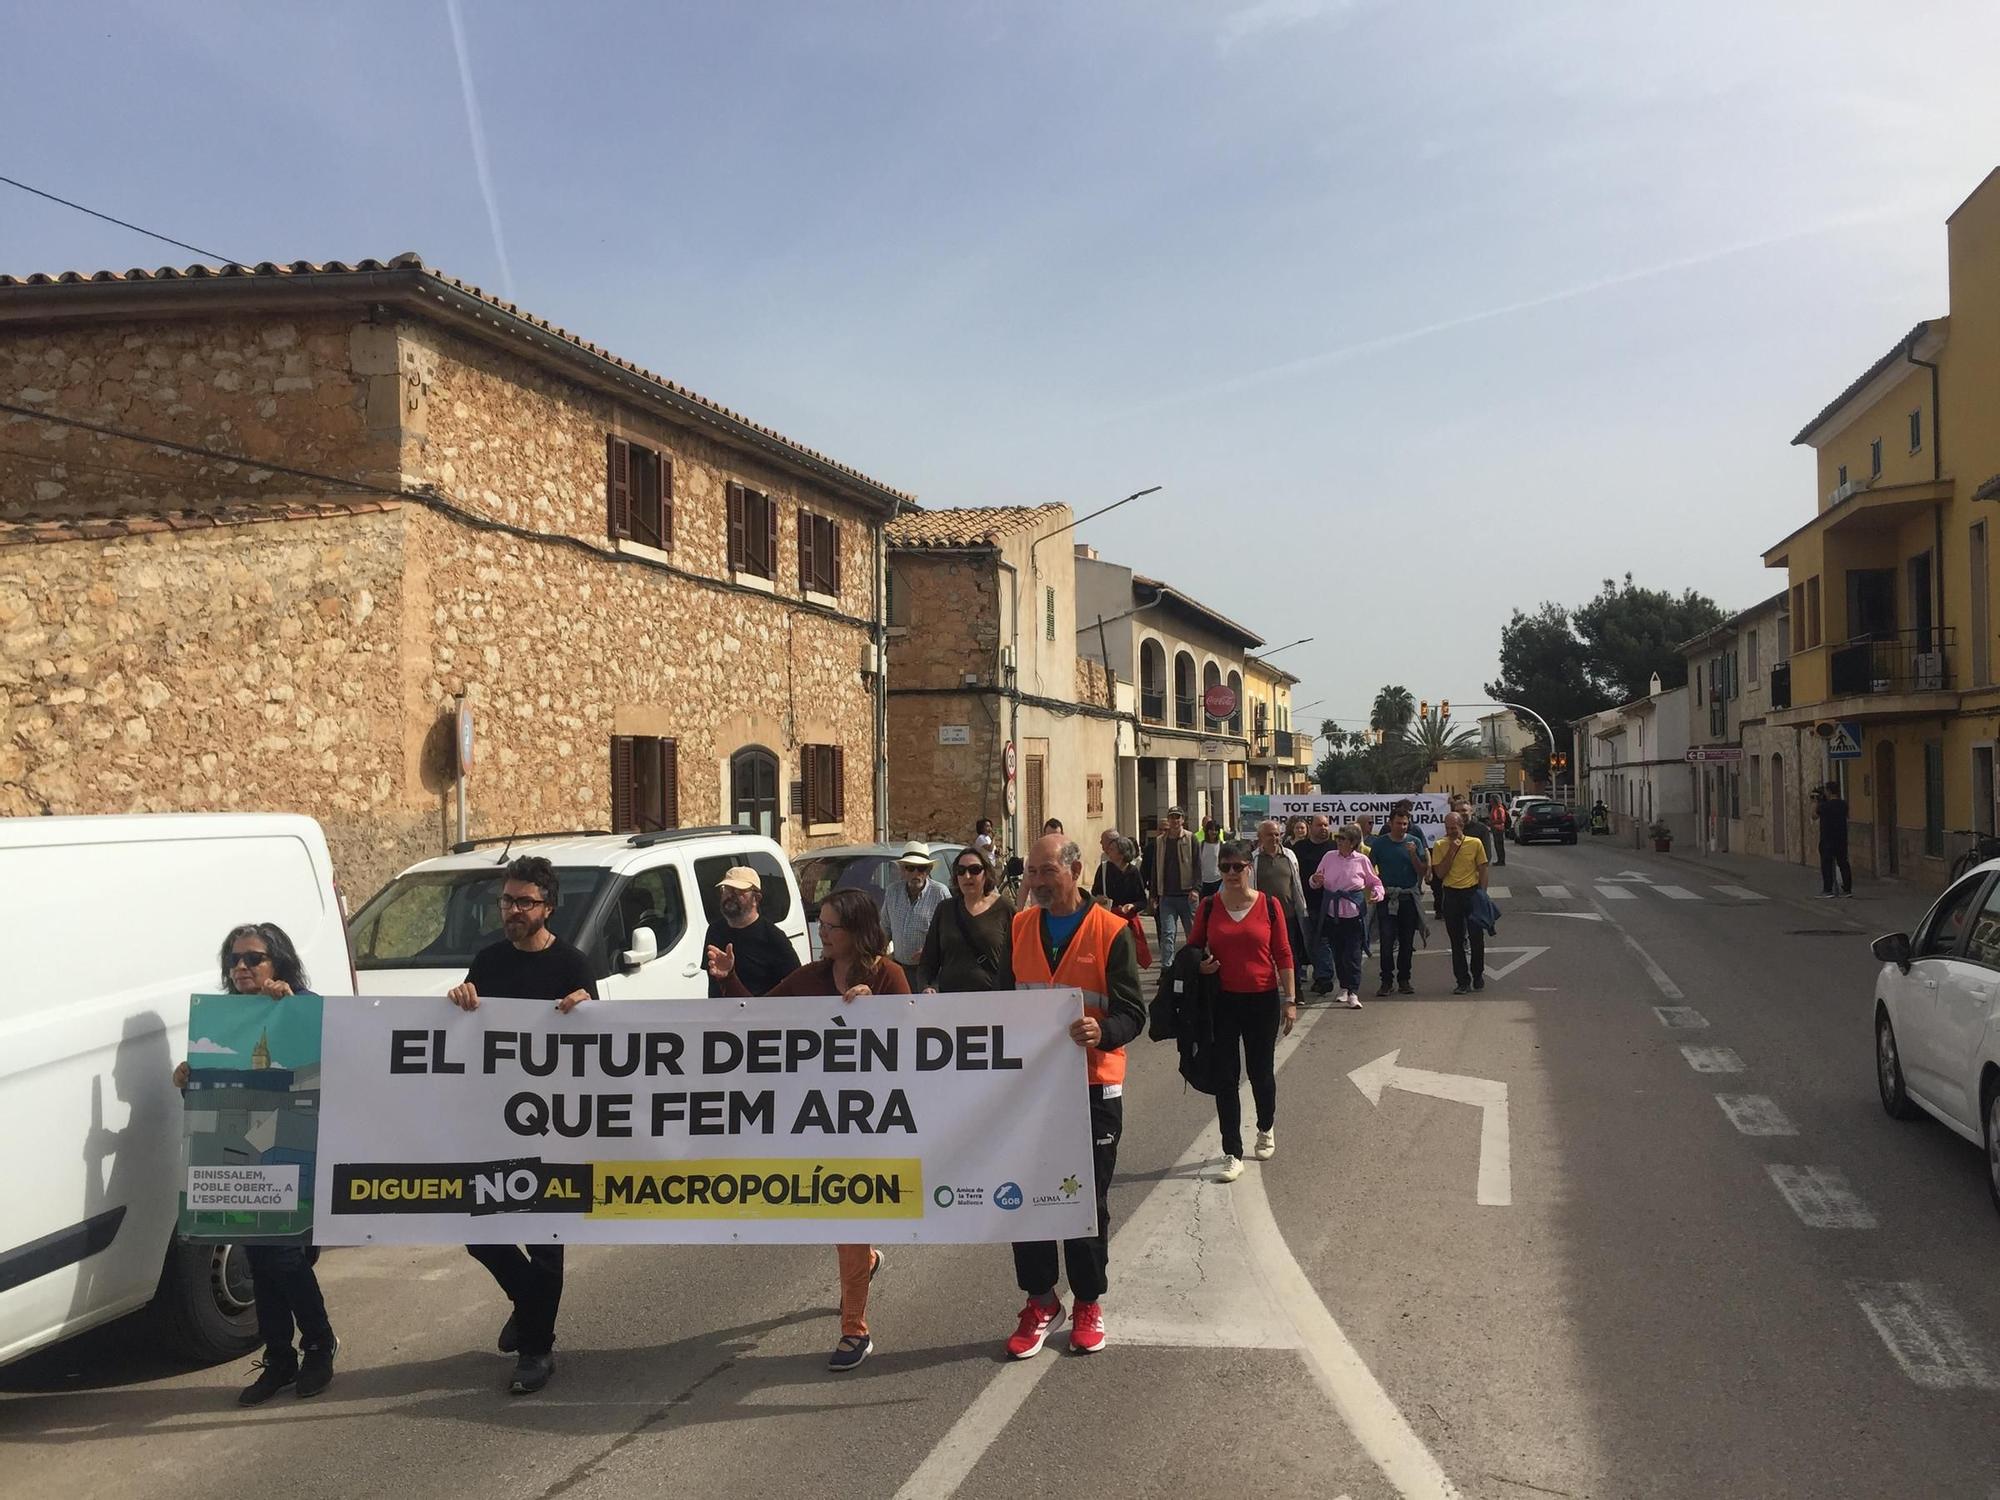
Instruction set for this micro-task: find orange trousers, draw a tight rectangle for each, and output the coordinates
[836,1243,876,1337]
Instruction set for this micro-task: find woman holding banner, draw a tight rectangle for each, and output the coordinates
[709,887,909,1373]
[170,924,337,1406]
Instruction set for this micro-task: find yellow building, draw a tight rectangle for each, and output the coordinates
[1761,165,2000,885]
[1242,655,1313,797]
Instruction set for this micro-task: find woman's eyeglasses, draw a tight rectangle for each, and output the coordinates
[954,865,985,878]
[228,950,271,968]
[1218,861,1250,873]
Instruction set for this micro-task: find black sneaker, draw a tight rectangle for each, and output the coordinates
[296,1336,338,1398]
[497,1314,519,1354]
[1397,982,1415,995]
[1451,984,1470,995]
[1312,978,1335,996]
[237,1357,297,1406]
[509,1352,555,1395]
[1376,980,1395,998]
[1472,977,1485,992]
[828,1334,873,1372]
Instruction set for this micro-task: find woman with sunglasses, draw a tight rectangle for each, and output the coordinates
[709,886,908,1373]
[170,924,337,1405]
[919,848,1014,993]
[1188,840,1297,1182]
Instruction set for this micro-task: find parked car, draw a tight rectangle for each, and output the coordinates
[793,841,965,959]
[1514,802,1578,845]
[0,813,356,1370]
[1871,862,2000,1213]
[348,827,806,999]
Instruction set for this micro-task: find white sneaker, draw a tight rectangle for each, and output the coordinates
[1252,1130,1276,1160]
[1342,992,1364,1009]
[1216,1155,1245,1182]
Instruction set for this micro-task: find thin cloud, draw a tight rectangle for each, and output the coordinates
[188,1038,237,1055]
[1097,202,1920,424]
[1217,0,1353,51]
[444,0,516,301]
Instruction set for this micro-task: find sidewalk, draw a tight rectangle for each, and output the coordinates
[1605,838,1930,929]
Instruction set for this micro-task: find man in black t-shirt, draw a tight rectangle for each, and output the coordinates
[702,866,801,997]
[1813,782,1852,897]
[447,855,595,1395]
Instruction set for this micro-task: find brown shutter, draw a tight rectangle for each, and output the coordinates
[790,777,806,817]
[826,518,840,594]
[659,457,673,550]
[661,738,680,829]
[606,436,632,539]
[764,495,780,581]
[802,745,820,824]
[727,483,746,571]
[611,736,635,832]
[799,510,816,596]
[830,745,846,822]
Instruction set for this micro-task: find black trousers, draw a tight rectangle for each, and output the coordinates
[466,1243,565,1357]
[1331,915,1366,993]
[1440,886,1485,986]
[1491,828,1507,865]
[1377,895,1418,983]
[247,1244,332,1364]
[1212,990,1281,1158]
[1014,1088,1122,1304]
[1820,845,1852,894]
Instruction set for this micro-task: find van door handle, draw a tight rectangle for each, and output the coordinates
[683,962,703,978]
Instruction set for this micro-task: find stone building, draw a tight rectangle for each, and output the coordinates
[884,506,1129,856]
[0,255,908,899]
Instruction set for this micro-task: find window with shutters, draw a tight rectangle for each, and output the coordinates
[1086,774,1104,817]
[1045,587,1056,642]
[606,436,672,551]
[799,511,840,596]
[727,483,778,580]
[610,735,679,833]
[801,743,846,826]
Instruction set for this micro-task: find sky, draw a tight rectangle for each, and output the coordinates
[5,1,1999,742]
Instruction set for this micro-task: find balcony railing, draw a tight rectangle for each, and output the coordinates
[1176,695,1197,728]
[1826,626,1954,698]
[1141,689,1165,722]
[1770,663,1791,710]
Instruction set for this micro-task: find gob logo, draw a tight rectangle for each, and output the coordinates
[994,1181,1023,1211]
[933,1185,955,1209]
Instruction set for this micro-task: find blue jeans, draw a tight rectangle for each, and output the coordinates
[1156,895,1194,970]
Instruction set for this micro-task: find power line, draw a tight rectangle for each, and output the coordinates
[0,174,238,265]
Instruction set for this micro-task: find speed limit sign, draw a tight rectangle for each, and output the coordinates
[1003,741,1018,779]
[1004,780,1019,815]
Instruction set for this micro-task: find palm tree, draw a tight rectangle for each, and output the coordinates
[1400,706,1481,775]
[1370,685,1416,741]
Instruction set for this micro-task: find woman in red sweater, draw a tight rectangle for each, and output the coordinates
[708,886,908,1373]
[1189,838,1297,1182]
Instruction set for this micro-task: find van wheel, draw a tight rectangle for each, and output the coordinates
[148,1241,259,1363]
[1876,1010,1919,1120]
[1985,1078,2000,1218]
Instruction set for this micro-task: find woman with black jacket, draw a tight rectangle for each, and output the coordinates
[920,848,1014,991]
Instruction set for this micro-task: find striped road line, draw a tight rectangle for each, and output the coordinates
[1594,884,1637,900]
[1536,884,1571,899]
[1713,884,1767,901]
[1655,884,1701,900]
[1487,886,1511,899]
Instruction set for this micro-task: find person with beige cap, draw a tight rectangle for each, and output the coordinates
[880,841,950,989]
[701,865,800,998]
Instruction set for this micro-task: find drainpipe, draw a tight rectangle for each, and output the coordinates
[1908,344,1944,658]
[875,500,900,842]
[997,557,1021,855]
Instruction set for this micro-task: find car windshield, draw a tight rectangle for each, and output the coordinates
[793,854,898,913]
[349,866,609,969]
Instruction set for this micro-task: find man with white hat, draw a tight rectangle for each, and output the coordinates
[881,841,950,989]
[701,865,801,998]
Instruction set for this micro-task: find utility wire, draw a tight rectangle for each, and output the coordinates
[0,174,238,264]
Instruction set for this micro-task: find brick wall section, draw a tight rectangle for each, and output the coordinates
[1075,656,1113,708]
[885,549,1002,837]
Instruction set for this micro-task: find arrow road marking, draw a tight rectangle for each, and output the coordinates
[1412,945,1549,980]
[1608,870,1655,882]
[1524,910,1604,921]
[1348,1050,1511,1207]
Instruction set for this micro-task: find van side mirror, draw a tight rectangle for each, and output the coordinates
[621,927,659,971]
[1872,932,1912,972]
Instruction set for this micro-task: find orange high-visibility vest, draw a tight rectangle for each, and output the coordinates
[1011,901,1128,1087]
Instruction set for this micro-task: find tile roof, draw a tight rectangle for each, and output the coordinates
[1132,572,1263,648]
[0,254,912,508]
[886,504,1068,548]
[1790,320,1934,446]
[0,498,396,549]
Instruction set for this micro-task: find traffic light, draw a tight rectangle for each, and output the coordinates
[1419,700,1429,718]
[1440,700,1450,720]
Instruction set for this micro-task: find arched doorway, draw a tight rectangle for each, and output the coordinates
[1874,740,1897,876]
[731,746,781,840]
[1771,753,1785,857]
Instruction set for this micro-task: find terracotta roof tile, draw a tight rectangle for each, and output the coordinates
[0,498,395,549]
[0,254,913,506]
[886,504,1068,549]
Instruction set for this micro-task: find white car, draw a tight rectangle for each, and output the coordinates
[1871,863,2000,1212]
[348,827,808,999]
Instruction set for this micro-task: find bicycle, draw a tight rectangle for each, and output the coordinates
[1945,831,2000,885]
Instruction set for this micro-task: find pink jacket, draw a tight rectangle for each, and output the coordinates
[1313,848,1384,920]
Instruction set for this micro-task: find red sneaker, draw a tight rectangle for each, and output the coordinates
[1005,1297,1065,1359]
[1069,1300,1107,1354]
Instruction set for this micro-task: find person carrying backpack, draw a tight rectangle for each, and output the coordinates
[1189,839,1297,1183]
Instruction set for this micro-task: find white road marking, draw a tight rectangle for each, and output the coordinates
[1608,870,1654,882]
[894,1010,1466,1500]
[1536,884,1571,898]
[1487,885,1511,899]
[1713,885,1767,901]
[1654,884,1701,901]
[1653,1006,1707,1028]
[1594,884,1637,900]
[1680,1045,1745,1073]
[1413,945,1548,980]
[1348,1051,1511,1207]
[1716,1094,1796,1135]
[1848,1280,2000,1389]
[1527,910,1605,921]
[1767,1165,1876,1228]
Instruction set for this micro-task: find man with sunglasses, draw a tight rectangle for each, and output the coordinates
[446,855,595,1395]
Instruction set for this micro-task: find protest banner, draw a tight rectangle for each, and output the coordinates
[312,989,1096,1246]
[1269,793,1452,838]
[179,991,323,1244]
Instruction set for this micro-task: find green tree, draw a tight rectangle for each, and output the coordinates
[1401,707,1482,777]
[1369,685,1416,738]
[1486,602,1611,771]
[1573,573,1727,702]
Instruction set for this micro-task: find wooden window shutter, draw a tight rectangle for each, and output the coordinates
[765,496,780,581]
[790,777,806,817]
[661,738,680,828]
[830,745,846,821]
[803,747,820,824]
[611,736,635,832]
[659,457,674,551]
[799,511,817,596]
[727,483,746,571]
[607,436,632,539]
[827,518,840,594]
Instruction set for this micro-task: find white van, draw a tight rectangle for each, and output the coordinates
[348,827,809,999]
[0,813,355,1369]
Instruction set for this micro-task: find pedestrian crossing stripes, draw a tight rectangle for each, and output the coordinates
[1536,884,1570,898]
[1488,881,1770,905]
[1594,884,1637,900]
[1487,886,1510,899]
[1712,885,1767,901]
[1768,1165,1876,1229]
[1655,884,1700,900]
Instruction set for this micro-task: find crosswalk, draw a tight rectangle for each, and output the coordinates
[1483,878,1767,906]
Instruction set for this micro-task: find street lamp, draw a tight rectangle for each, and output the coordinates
[1256,636,1314,658]
[1452,699,1562,791]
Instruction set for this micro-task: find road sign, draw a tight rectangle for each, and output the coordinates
[455,699,475,774]
[1003,741,1017,778]
[1004,779,1018,815]
[1684,745,1743,764]
[938,725,970,745]
[1828,721,1862,760]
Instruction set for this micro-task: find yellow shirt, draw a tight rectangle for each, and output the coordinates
[1433,834,1487,889]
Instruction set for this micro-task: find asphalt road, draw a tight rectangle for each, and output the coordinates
[7,838,2000,1499]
